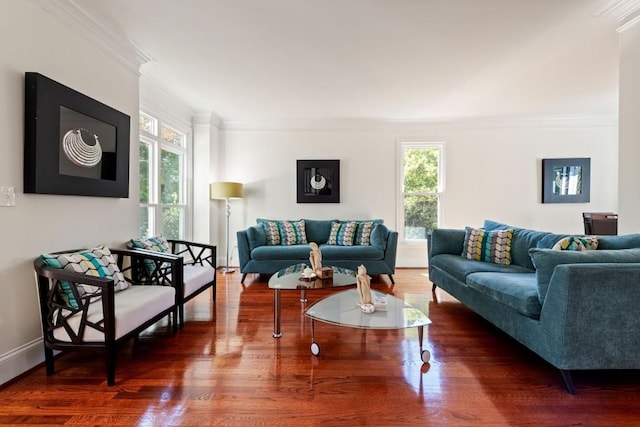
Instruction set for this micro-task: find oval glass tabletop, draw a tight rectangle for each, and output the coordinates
[305,289,431,330]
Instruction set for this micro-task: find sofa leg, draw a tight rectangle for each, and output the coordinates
[241,273,247,283]
[432,283,437,292]
[388,274,395,285]
[560,369,576,394]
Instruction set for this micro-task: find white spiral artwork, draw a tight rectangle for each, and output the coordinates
[62,128,102,167]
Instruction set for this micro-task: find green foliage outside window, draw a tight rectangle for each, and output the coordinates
[403,146,440,239]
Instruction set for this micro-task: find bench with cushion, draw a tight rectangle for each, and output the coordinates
[34,246,182,385]
[127,236,216,327]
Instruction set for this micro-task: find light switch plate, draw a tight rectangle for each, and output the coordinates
[0,186,16,206]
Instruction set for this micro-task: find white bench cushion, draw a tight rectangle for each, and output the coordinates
[53,285,175,342]
[184,265,215,298]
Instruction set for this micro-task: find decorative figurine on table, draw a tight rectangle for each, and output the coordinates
[309,242,322,275]
[356,264,374,313]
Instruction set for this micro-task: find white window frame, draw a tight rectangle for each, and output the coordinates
[139,110,192,239]
[397,141,445,243]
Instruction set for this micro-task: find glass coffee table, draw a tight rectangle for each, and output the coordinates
[305,288,432,363]
[268,264,357,338]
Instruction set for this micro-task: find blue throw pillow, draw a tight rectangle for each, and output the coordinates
[247,225,267,250]
[370,223,388,250]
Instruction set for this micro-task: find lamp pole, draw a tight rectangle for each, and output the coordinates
[223,197,234,274]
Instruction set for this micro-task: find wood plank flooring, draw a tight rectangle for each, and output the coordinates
[1,268,640,426]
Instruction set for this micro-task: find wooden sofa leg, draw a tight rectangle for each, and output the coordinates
[388,274,395,285]
[432,284,437,292]
[560,369,576,394]
[241,273,247,283]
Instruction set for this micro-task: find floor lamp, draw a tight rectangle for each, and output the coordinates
[210,181,243,274]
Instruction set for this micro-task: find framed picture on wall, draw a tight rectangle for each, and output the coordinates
[297,159,340,203]
[542,157,590,203]
[24,72,130,198]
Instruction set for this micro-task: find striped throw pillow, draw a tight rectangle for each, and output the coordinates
[262,220,281,245]
[40,245,128,308]
[327,221,357,246]
[354,221,374,246]
[462,227,513,265]
[278,220,308,245]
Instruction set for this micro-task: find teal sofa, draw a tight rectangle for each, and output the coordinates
[428,219,640,393]
[237,219,398,284]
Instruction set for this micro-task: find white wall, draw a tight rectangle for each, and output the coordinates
[221,118,618,267]
[0,1,140,385]
[618,24,640,234]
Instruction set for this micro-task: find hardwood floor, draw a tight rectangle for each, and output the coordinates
[1,268,639,426]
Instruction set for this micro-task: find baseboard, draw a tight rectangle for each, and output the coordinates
[0,338,44,387]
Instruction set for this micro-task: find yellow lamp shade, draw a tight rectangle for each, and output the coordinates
[210,182,243,199]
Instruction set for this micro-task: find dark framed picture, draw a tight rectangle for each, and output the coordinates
[542,158,590,203]
[24,72,130,198]
[297,160,340,203]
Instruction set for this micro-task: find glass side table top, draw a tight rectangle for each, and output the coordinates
[305,288,432,363]
[305,289,431,330]
[268,264,357,338]
[268,263,357,290]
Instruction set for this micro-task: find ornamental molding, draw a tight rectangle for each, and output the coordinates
[31,0,153,74]
[596,0,640,32]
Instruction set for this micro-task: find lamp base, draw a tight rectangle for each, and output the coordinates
[220,267,236,274]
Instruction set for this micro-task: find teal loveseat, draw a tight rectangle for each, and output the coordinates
[237,219,398,284]
[428,219,640,393]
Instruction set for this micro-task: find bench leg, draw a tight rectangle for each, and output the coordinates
[44,346,54,376]
[106,342,116,386]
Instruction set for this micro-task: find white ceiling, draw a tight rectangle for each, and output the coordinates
[73,0,621,123]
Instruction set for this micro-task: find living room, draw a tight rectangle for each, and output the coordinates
[2,0,640,423]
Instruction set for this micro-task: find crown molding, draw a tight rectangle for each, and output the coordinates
[595,0,640,32]
[221,115,617,132]
[32,0,153,74]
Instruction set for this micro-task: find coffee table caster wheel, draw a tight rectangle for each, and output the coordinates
[311,342,320,356]
[421,349,431,363]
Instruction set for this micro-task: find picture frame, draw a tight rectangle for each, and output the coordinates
[24,72,130,198]
[542,157,590,203]
[297,160,340,203]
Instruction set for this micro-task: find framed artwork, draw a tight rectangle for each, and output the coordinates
[24,72,130,198]
[542,158,590,203]
[297,160,340,203]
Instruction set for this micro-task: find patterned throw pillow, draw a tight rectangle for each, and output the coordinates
[261,220,281,245]
[552,236,599,251]
[40,245,128,309]
[354,221,374,246]
[278,220,308,245]
[128,235,171,253]
[462,227,514,265]
[327,221,357,246]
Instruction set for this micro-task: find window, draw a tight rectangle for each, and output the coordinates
[399,142,444,241]
[139,111,188,239]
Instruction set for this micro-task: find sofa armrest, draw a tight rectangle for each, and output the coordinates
[540,263,640,369]
[237,229,251,271]
[168,239,216,268]
[428,228,465,262]
[383,230,398,271]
